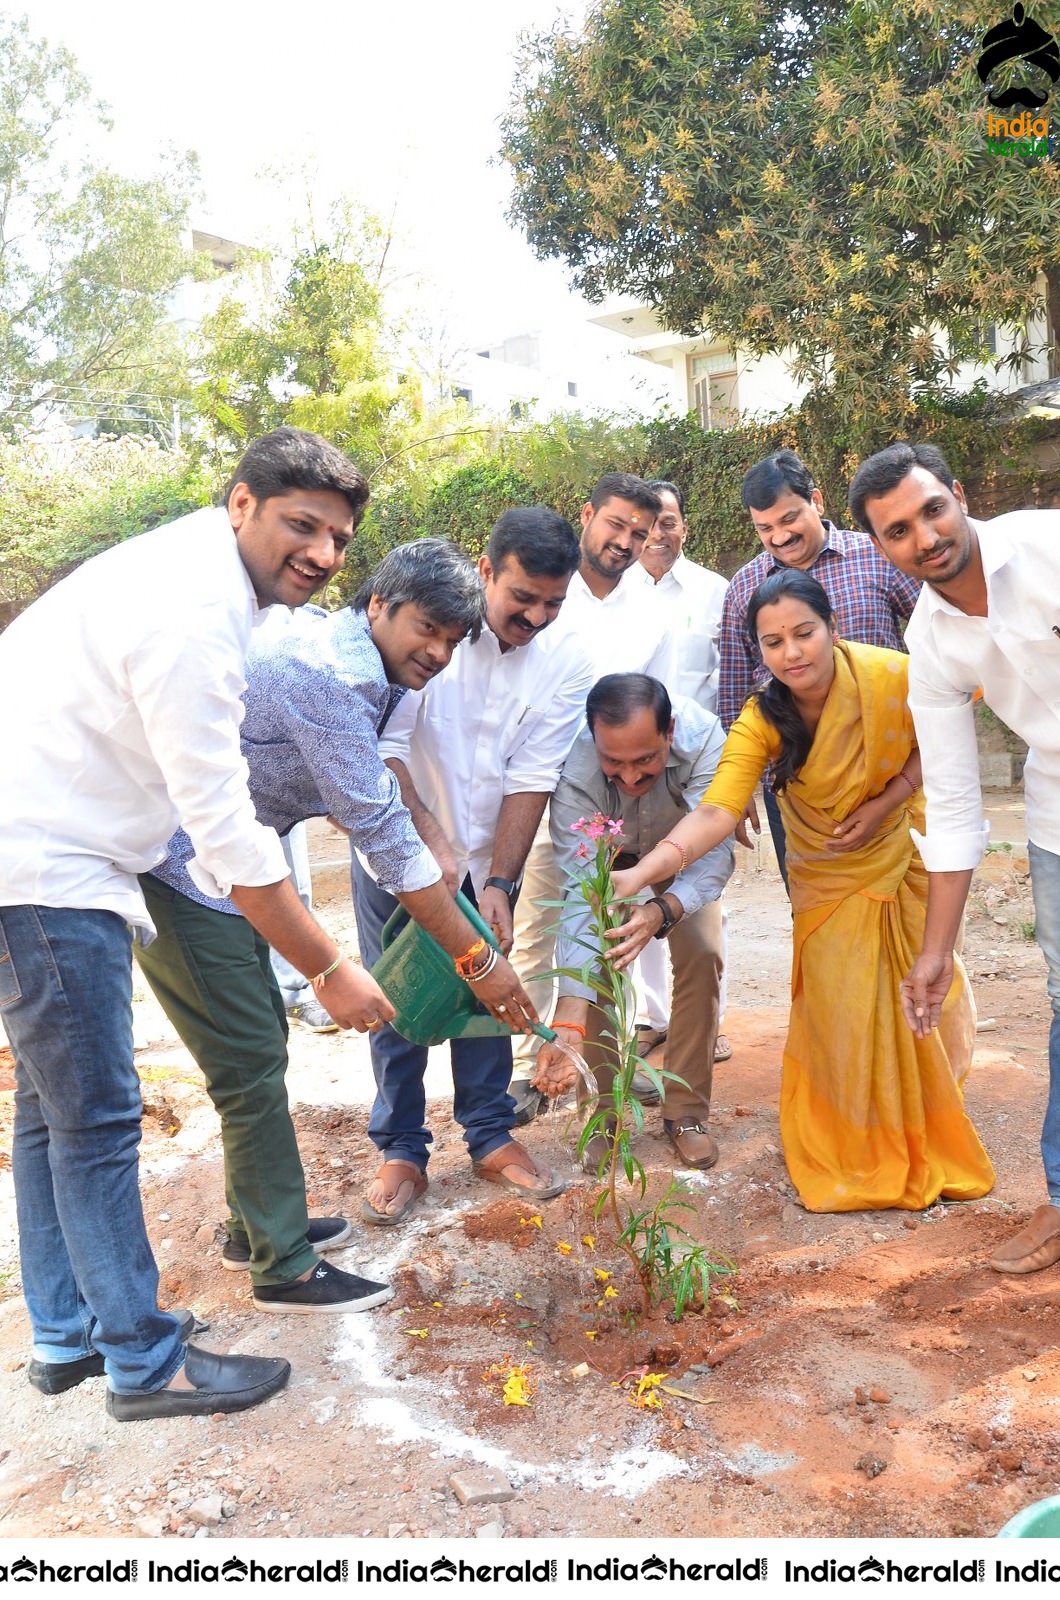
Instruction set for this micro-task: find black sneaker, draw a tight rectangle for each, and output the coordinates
[221,1216,352,1272]
[252,1259,394,1315]
[28,1308,201,1394]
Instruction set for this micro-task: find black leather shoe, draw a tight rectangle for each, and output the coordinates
[105,1344,290,1421]
[509,1080,546,1127]
[28,1350,106,1395]
[28,1308,201,1395]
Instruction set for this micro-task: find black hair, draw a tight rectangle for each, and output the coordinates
[741,450,816,512]
[589,472,662,516]
[485,505,581,580]
[745,570,835,793]
[848,442,956,535]
[352,538,485,642]
[223,426,370,525]
[646,479,685,516]
[585,672,672,737]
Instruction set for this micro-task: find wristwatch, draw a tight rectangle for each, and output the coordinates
[484,875,518,900]
[648,895,679,940]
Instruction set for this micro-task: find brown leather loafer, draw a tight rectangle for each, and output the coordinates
[988,1204,1060,1275]
[664,1119,719,1170]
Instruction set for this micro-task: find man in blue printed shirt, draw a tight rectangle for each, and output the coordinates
[717,449,921,884]
[139,540,540,1315]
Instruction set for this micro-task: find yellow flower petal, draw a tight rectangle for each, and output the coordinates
[502,1366,535,1407]
[557,1242,573,1256]
[594,1268,610,1282]
[582,1235,596,1250]
[402,1329,429,1339]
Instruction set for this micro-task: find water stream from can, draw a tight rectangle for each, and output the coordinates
[542,1038,599,1152]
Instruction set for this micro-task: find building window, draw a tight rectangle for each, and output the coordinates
[567,381,578,397]
[453,386,473,405]
[689,355,739,430]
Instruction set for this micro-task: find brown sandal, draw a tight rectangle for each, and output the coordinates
[472,1141,565,1200]
[362,1159,428,1226]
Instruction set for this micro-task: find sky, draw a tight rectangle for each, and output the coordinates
[21,0,662,407]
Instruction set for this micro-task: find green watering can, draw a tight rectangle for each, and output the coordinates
[370,889,557,1049]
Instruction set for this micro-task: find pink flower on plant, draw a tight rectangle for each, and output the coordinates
[571,812,624,849]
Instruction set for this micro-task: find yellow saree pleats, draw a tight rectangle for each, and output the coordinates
[777,643,994,1212]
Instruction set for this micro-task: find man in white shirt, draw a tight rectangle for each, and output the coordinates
[351,506,591,1220]
[509,473,675,1118]
[632,479,729,711]
[0,427,394,1420]
[849,441,1060,1275]
[630,479,733,1063]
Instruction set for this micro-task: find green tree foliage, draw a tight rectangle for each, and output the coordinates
[501,0,1060,439]
[193,203,488,492]
[0,434,207,624]
[0,13,197,432]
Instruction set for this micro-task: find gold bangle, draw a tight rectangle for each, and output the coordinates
[660,835,688,870]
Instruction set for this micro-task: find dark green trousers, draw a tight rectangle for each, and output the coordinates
[136,875,317,1286]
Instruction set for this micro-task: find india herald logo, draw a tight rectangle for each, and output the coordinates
[978,4,1060,109]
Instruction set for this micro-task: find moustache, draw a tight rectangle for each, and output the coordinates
[989,84,1050,108]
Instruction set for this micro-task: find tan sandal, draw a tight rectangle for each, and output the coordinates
[472,1141,565,1200]
[362,1159,428,1226]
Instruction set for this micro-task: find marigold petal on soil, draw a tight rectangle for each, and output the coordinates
[502,1366,535,1407]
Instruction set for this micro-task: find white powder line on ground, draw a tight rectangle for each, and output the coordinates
[331,1206,691,1500]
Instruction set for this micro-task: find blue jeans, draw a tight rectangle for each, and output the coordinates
[0,906,185,1393]
[350,858,514,1169]
[1030,843,1060,1202]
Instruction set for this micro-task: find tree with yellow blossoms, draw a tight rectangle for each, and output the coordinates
[501,0,1060,440]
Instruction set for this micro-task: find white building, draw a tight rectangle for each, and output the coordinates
[447,320,669,420]
[588,293,1053,428]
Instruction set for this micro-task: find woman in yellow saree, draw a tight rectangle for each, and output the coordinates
[611,570,994,1212]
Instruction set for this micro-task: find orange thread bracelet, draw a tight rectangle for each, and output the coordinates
[660,835,688,870]
[896,769,917,796]
[454,937,487,975]
[553,1020,587,1038]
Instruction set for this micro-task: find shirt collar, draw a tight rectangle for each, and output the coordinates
[766,518,842,575]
